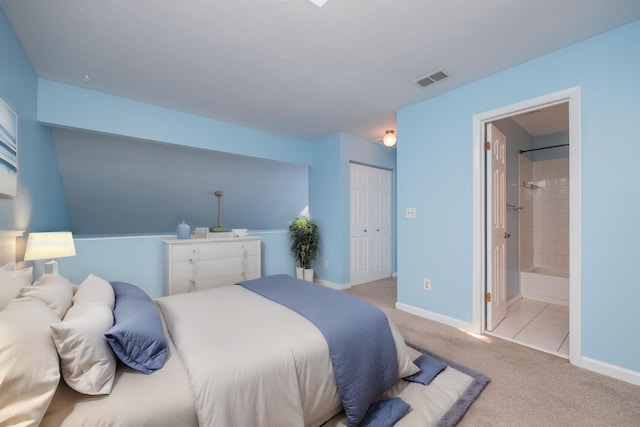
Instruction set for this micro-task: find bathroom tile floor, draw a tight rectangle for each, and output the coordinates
[491,298,569,357]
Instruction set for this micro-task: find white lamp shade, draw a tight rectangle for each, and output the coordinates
[383,130,397,147]
[24,232,76,261]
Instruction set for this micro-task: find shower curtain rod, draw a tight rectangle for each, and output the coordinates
[519,143,569,154]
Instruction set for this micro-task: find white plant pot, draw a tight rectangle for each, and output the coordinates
[296,267,304,280]
[303,268,314,282]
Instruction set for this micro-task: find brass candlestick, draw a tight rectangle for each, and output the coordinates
[210,190,226,232]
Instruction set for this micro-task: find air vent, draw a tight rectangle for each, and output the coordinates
[416,69,448,87]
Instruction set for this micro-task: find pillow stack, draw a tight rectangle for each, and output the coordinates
[50,274,117,395]
[0,273,75,426]
[0,272,169,425]
[0,263,33,309]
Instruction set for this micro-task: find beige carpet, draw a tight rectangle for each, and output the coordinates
[344,278,640,427]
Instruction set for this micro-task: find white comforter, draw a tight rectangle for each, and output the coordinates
[156,285,416,427]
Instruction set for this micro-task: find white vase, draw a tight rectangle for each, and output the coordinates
[303,268,314,282]
[296,267,304,280]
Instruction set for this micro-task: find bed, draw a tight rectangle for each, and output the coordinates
[0,232,419,427]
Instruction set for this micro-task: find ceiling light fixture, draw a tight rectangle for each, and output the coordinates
[383,130,397,147]
[308,0,328,6]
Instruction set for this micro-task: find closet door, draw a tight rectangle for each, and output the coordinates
[350,163,392,286]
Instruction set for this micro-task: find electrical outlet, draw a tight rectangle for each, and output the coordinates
[406,207,417,218]
[323,260,329,268]
[423,279,431,291]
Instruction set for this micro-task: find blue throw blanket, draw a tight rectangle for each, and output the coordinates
[238,275,398,427]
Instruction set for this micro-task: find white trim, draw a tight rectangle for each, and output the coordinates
[567,89,582,365]
[506,295,522,308]
[392,272,398,278]
[396,302,474,331]
[0,230,24,238]
[486,331,569,360]
[472,86,582,361]
[316,279,351,290]
[574,356,640,386]
[73,230,288,242]
[75,234,175,241]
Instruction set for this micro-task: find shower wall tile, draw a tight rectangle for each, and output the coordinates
[524,158,570,275]
[519,156,534,270]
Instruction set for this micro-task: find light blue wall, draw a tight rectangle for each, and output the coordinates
[37,79,313,166]
[397,20,640,372]
[0,10,70,242]
[56,231,296,298]
[309,134,343,282]
[309,133,396,284]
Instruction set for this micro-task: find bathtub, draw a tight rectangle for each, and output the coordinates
[520,267,569,306]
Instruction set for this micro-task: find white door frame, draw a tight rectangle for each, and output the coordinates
[472,86,582,364]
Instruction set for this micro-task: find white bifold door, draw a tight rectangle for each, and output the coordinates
[349,163,392,286]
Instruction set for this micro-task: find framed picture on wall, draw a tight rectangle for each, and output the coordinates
[0,96,18,198]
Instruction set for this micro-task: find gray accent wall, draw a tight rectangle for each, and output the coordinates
[52,128,308,235]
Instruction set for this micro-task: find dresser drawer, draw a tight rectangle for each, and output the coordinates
[163,237,261,295]
[170,240,259,262]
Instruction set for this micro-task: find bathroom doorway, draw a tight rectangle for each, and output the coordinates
[473,87,582,363]
[489,103,571,357]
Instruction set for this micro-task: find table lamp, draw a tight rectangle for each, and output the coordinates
[24,232,76,275]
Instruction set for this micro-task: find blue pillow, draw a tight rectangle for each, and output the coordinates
[104,281,167,374]
[403,354,447,385]
[360,398,410,427]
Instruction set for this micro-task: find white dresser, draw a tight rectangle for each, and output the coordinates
[163,237,261,295]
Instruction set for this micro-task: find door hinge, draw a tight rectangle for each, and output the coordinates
[484,141,491,151]
[485,292,491,302]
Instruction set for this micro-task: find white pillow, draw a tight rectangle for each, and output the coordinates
[50,274,117,395]
[51,303,116,395]
[0,296,61,426]
[0,275,30,310]
[19,274,75,318]
[0,265,33,283]
[1,261,15,270]
[74,274,115,310]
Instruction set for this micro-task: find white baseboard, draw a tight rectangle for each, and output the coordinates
[507,295,522,307]
[396,301,640,387]
[395,302,474,332]
[574,355,640,386]
[392,272,398,278]
[316,279,351,291]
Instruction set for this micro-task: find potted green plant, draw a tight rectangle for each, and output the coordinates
[288,217,320,282]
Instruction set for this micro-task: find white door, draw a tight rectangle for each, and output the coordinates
[350,163,392,286]
[486,124,508,331]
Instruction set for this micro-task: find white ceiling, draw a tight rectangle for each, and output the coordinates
[2,0,639,142]
[511,103,569,136]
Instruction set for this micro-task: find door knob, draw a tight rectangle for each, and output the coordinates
[504,232,511,239]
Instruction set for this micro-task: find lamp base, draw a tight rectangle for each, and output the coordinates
[209,226,227,232]
[44,260,59,275]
